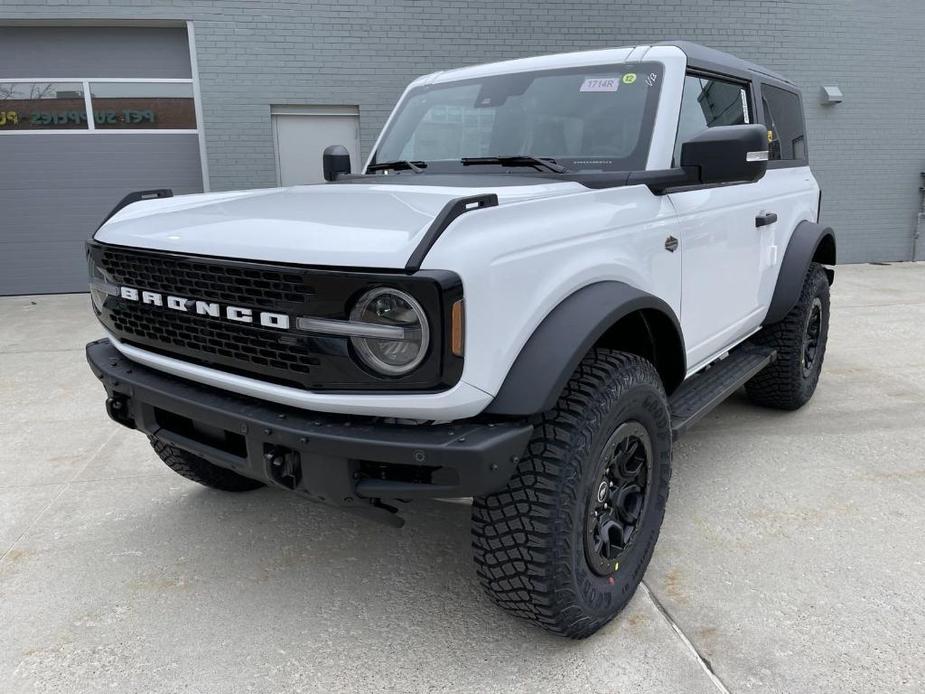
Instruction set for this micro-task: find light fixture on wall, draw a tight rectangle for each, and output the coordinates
[820,86,843,105]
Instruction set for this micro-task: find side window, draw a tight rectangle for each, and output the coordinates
[673,74,750,165]
[760,84,806,162]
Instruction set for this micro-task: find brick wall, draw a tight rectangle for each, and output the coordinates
[2,0,923,262]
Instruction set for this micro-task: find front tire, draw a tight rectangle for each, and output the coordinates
[150,438,264,492]
[471,350,672,638]
[746,262,831,410]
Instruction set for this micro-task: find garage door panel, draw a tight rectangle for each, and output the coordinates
[0,27,191,79]
[0,194,112,243]
[0,134,202,293]
[0,240,94,296]
[0,135,202,191]
[0,25,202,295]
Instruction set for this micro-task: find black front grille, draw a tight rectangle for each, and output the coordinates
[89,242,462,391]
[108,304,321,381]
[100,245,312,309]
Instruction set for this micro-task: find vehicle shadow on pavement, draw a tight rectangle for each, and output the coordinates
[6,470,712,692]
[134,483,540,633]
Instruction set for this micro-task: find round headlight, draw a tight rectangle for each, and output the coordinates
[349,287,430,376]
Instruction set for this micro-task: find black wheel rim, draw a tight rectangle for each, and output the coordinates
[584,421,652,577]
[801,297,823,378]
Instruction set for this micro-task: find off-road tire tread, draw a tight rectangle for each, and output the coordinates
[150,438,264,491]
[471,349,670,639]
[746,262,830,410]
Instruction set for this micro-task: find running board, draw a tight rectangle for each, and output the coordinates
[669,345,776,440]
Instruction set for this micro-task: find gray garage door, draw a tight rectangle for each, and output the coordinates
[0,26,204,295]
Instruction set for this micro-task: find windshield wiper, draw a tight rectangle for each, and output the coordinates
[366,160,427,174]
[460,156,569,174]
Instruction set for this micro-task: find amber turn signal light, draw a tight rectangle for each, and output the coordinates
[451,299,465,357]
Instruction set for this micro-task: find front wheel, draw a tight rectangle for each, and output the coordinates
[746,262,831,410]
[150,438,265,492]
[471,350,672,638]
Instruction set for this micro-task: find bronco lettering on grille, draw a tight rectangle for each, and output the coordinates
[118,286,290,330]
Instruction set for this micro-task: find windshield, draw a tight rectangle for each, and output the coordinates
[370,62,664,174]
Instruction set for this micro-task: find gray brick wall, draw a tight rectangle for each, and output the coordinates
[2,0,923,262]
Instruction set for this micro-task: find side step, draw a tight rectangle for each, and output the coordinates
[669,345,776,440]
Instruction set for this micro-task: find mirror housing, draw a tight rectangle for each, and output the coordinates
[680,124,769,186]
[322,145,351,182]
[632,124,769,194]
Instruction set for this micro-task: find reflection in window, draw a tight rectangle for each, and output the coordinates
[376,63,664,172]
[397,87,497,160]
[693,79,748,127]
[89,82,196,129]
[0,82,88,130]
[673,76,749,165]
[761,85,806,161]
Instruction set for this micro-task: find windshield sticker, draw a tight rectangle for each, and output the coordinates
[580,78,620,92]
[645,72,658,87]
[622,73,637,84]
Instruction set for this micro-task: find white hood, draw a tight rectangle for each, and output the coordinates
[95,180,584,268]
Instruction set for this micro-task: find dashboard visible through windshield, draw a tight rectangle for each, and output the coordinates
[370,62,664,174]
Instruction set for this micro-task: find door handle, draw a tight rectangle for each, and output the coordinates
[755,212,778,228]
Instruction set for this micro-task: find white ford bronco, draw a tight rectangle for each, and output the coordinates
[86,41,835,638]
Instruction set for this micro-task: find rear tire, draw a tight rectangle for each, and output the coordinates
[150,438,264,492]
[746,262,830,410]
[471,350,672,638]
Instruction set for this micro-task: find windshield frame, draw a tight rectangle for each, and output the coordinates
[367,61,665,176]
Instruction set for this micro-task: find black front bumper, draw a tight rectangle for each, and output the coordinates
[87,339,531,523]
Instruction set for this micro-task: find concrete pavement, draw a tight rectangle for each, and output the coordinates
[1,263,923,693]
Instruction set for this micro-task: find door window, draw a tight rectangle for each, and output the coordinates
[673,74,750,165]
[760,84,806,162]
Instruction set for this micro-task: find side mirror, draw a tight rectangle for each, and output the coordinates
[322,145,351,182]
[680,124,769,186]
[629,124,770,194]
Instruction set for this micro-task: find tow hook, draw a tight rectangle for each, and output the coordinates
[105,393,135,429]
[264,445,302,490]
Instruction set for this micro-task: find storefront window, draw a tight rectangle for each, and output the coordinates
[0,82,88,130]
[0,80,197,132]
[88,82,196,130]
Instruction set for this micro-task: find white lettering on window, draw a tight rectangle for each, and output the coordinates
[580,78,620,93]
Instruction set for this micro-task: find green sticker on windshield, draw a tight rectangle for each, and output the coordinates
[622,73,637,84]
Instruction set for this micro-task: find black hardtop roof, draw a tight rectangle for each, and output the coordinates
[654,40,798,91]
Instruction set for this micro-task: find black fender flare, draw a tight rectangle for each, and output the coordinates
[485,282,685,416]
[764,220,836,325]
